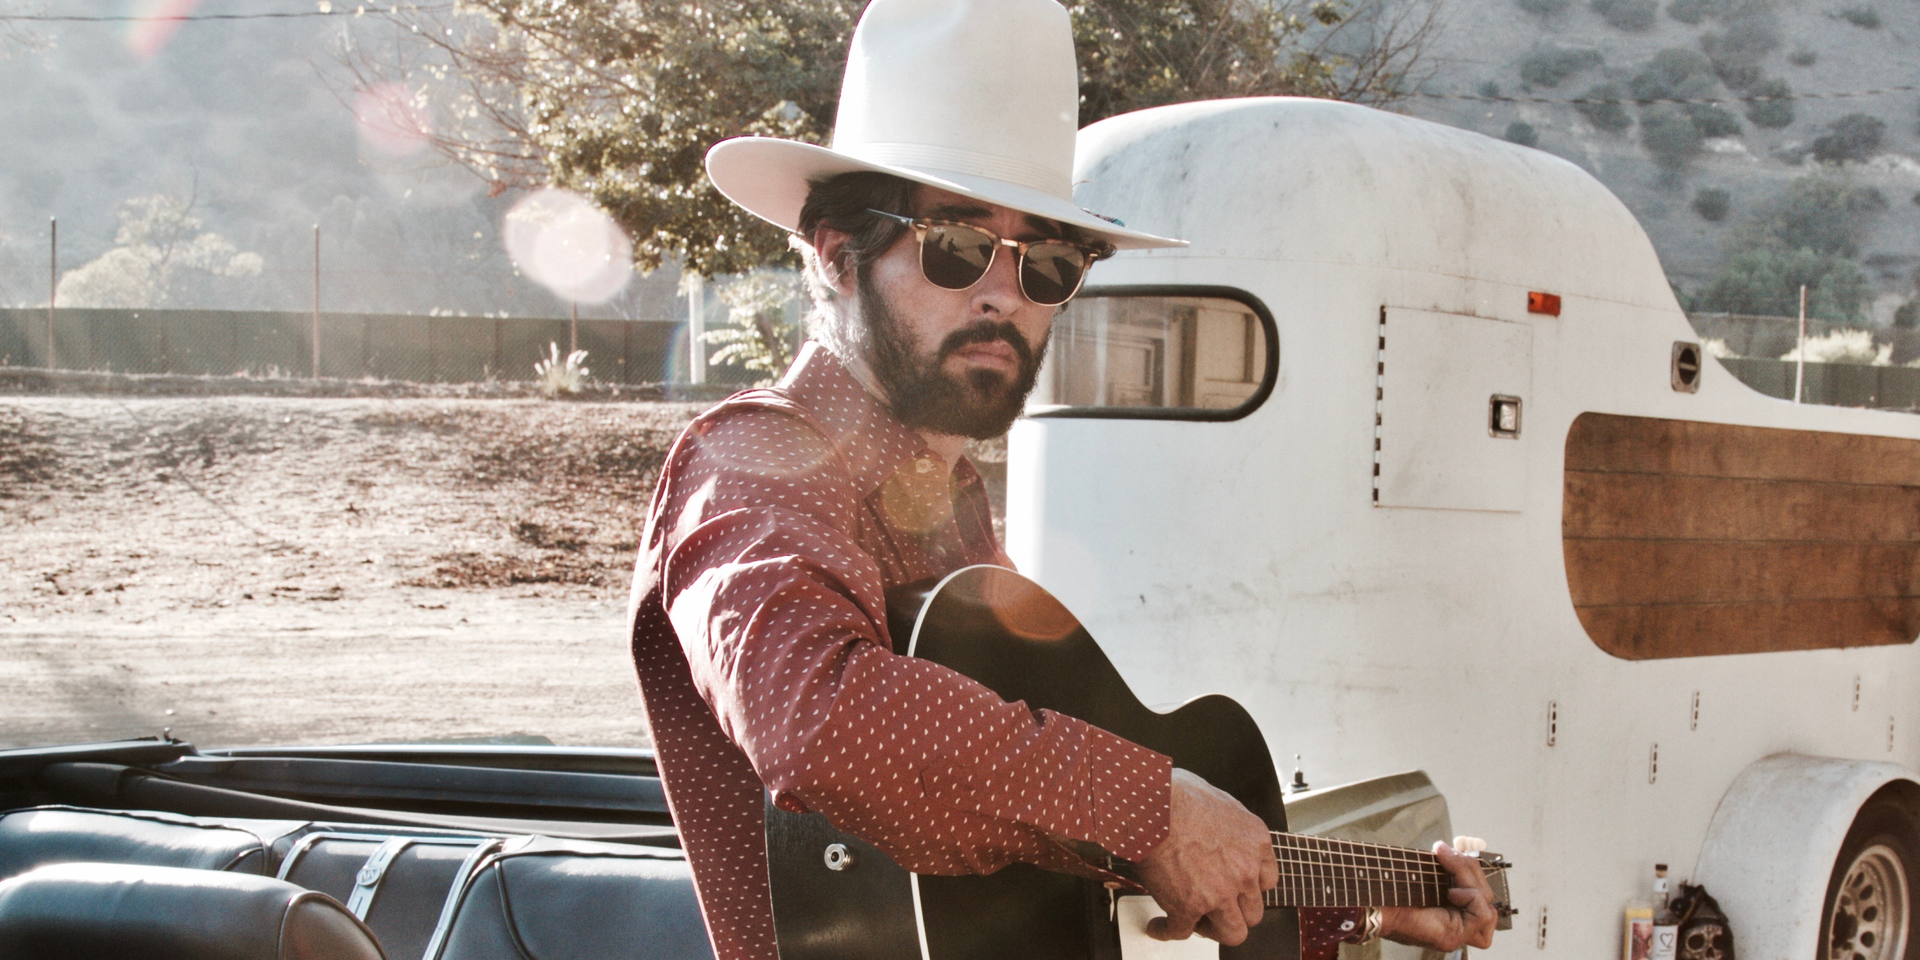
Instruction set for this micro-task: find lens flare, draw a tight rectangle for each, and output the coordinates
[353,83,432,156]
[125,0,201,60]
[503,189,633,304]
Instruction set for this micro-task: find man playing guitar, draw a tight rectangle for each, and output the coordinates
[627,1,1502,957]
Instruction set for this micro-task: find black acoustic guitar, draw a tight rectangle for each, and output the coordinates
[765,565,1512,960]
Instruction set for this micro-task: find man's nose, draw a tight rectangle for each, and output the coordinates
[970,242,1027,312]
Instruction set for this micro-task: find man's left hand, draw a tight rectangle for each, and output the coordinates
[1378,841,1498,951]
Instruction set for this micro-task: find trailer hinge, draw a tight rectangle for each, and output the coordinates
[1536,905,1549,950]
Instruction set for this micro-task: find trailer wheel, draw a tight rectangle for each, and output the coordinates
[1823,799,1920,960]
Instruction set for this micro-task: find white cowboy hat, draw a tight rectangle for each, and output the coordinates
[704,0,1186,250]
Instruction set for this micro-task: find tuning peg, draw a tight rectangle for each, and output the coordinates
[1453,836,1488,854]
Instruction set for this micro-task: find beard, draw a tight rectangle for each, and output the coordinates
[858,270,1049,440]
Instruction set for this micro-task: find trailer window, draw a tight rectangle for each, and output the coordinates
[1026,287,1275,421]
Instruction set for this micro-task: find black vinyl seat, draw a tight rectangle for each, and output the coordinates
[0,806,306,879]
[0,861,388,960]
[433,836,712,960]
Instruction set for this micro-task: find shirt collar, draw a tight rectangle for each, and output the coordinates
[778,341,942,497]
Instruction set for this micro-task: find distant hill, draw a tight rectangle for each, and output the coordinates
[0,4,680,323]
[1403,0,1920,322]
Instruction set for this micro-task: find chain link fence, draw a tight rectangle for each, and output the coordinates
[0,308,758,387]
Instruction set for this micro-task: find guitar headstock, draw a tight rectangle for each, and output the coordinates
[1456,837,1516,931]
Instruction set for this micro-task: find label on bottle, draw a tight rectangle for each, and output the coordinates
[1652,923,1679,960]
[1626,908,1655,960]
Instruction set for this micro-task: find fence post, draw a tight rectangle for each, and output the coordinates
[46,217,55,370]
[312,224,321,379]
[687,273,706,385]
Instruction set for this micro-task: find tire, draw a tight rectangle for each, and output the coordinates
[1821,798,1920,960]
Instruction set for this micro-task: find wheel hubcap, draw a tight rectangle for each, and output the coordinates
[1830,844,1910,960]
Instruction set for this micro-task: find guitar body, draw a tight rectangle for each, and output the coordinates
[767,565,1299,960]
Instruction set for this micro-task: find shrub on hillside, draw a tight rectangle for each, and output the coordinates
[1700,18,1781,89]
[1576,83,1634,131]
[1505,121,1541,147]
[1693,188,1732,221]
[1895,301,1919,330]
[1642,105,1705,175]
[1518,0,1573,14]
[1812,114,1886,164]
[1631,49,1718,102]
[1667,0,1711,23]
[1745,78,1795,129]
[1732,174,1886,257]
[1686,104,1743,137]
[1838,6,1881,28]
[1478,80,1503,98]
[1520,48,1603,87]
[1593,0,1659,30]
[1787,48,1817,66]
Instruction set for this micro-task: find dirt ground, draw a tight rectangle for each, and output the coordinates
[0,395,706,751]
[1,390,1009,753]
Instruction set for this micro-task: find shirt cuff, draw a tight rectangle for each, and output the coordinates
[1299,906,1369,960]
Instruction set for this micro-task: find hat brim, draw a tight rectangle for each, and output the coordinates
[706,137,1187,251]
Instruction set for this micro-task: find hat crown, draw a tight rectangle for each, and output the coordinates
[831,0,1079,200]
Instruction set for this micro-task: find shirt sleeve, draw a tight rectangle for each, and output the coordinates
[657,409,1173,875]
[1298,907,1369,960]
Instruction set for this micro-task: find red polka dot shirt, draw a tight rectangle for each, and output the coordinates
[629,343,1360,960]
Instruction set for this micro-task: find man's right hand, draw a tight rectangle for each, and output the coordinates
[1135,768,1278,946]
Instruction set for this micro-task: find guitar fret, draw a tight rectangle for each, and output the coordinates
[1267,832,1458,908]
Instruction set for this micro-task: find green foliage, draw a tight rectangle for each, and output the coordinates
[1693,187,1732,221]
[1838,6,1881,28]
[1576,82,1634,132]
[55,195,263,309]
[1518,0,1572,14]
[1686,104,1743,137]
[1697,173,1889,321]
[1478,80,1503,97]
[1592,0,1659,30]
[1068,0,1439,121]
[1630,49,1717,102]
[1745,78,1794,129]
[1519,48,1602,87]
[1641,105,1705,175]
[1666,0,1710,24]
[1895,301,1920,330]
[1734,174,1886,257]
[379,0,1440,279]
[1813,114,1886,164]
[1787,48,1817,66]
[1504,121,1540,146]
[1695,248,1874,321]
[704,273,801,385]
[1699,17,1780,89]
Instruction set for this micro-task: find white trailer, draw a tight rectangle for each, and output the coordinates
[1010,96,1920,960]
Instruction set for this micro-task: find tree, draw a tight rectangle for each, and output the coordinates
[705,273,801,385]
[1744,78,1793,129]
[1695,173,1887,321]
[56,195,262,309]
[347,0,1446,279]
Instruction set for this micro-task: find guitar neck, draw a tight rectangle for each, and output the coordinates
[1264,832,1454,909]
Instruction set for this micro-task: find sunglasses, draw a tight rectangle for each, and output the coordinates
[865,209,1112,307]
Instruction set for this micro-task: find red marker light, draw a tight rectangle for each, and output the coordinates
[1528,291,1562,316]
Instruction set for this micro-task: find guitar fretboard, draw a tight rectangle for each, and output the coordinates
[1265,832,1453,909]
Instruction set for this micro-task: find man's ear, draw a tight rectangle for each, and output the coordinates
[808,225,860,300]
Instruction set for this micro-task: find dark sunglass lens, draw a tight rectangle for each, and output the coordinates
[1019,242,1089,305]
[919,224,997,290]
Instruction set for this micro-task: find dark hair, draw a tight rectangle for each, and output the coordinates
[796,171,917,291]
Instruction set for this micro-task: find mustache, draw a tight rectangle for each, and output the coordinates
[937,320,1034,367]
